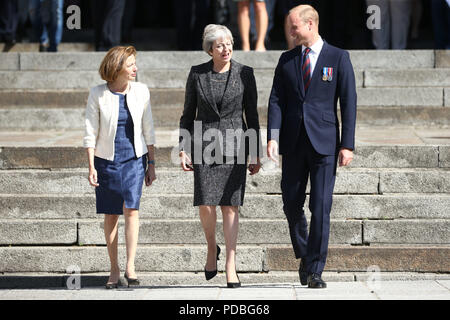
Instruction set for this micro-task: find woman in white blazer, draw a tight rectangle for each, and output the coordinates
[83,46,156,289]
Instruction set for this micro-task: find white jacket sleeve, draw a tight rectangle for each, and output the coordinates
[141,85,156,146]
[83,87,99,149]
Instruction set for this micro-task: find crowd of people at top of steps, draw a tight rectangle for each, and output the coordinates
[0,0,449,52]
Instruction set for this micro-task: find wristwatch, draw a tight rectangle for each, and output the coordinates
[147,160,155,166]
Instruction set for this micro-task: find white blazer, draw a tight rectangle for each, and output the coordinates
[83,81,156,161]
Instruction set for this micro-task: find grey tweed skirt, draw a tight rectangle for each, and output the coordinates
[193,162,247,206]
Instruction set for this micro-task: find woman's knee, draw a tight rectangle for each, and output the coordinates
[104,214,120,222]
[221,206,238,215]
[238,1,250,12]
[199,205,217,214]
[254,1,267,12]
[124,209,139,219]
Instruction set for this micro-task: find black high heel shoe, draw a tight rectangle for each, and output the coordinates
[204,245,221,281]
[105,272,120,289]
[227,273,241,288]
[124,272,140,287]
[105,282,118,289]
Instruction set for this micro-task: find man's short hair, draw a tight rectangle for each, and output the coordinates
[290,5,319,26]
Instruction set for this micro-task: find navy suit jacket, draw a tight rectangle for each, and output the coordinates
[268,41,357,156]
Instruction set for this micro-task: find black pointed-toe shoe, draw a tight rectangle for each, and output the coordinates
[205,245,221,281]
[227,274,241,289]
[298,260,308,286]
[105,282,118,289]
[307,273,327,289]
[124,273,140,287]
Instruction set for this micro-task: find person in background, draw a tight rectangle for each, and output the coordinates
[249,0,276,48]
[173,0,211,50]
[234,0,268,51]
[29,0,64,52]
[0,0,19,46]
[84,46,156,289]
[91,0,126,51]
[366,0,412,49]
[410,0,422,40]
[431,0,450,49]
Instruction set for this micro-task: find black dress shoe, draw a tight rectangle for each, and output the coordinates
[227,274,241,288]
[205,245,221,281]
[307,273,327,289]
[124,272,140,287]
[298,259,308,286]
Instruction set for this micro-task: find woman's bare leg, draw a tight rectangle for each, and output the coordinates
[237,1,251,51]
[104,214,120,284]
[221,205,239,283]
[199,205,218,271]
[124,205,139,278]
[254,0,268,51]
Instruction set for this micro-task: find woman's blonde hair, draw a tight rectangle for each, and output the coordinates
[99,46,137,82]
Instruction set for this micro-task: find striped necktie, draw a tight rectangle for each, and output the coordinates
[302,47,312,92]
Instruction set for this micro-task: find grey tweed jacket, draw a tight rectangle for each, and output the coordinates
[179,59,261,162]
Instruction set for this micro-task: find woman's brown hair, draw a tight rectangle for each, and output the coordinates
[98,46,137,83]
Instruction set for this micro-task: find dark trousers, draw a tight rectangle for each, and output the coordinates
[431,0,450,49]
[281,124,337,275]
[0,0,18,42]
[91,0,126,51]
[173,0,211,50]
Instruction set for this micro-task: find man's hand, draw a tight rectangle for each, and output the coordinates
[267,140,279,164]
[338,148,353,167]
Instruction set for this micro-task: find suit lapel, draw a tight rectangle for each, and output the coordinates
[294,46,305,98]
[198,60,220,116]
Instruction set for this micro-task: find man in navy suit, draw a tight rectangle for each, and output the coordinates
[267,5,357,288]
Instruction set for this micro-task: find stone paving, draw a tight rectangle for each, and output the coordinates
[0,280,448,300]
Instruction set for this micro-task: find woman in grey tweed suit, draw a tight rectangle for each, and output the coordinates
[179,24,261,287]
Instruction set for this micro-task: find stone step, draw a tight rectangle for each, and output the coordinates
[2,88,449,108]
[0,168,374,194]
[1,271,449,289]
[2,218,449,246]
[1,105,450,131]
[365,69,450,87]
[1,193,449,220]
[0,145,448,169]
[0,50,439,71]
[4,68,450,90]
[1,167,450,194]
[0,245,448,273]
[0,79,446,107]
[0,43,95,55]
[0,219,363,245]
[0,218,448,246]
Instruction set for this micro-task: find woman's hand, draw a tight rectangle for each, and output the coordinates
[88,168,99,187]
[180,151,194,171]
[248,157,261,175]
[145,165,156,186]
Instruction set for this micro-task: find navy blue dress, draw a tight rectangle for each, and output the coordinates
[94,92,147,214]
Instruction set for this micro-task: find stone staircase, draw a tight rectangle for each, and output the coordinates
[0,50,449,288]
